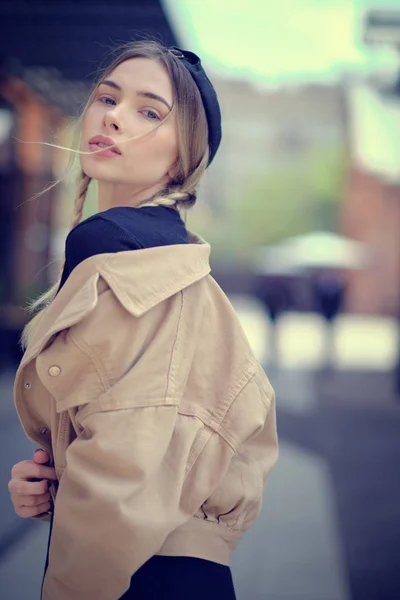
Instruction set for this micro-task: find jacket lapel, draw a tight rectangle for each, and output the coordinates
[20,271,101,370]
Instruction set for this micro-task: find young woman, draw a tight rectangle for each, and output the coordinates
[8,40,278,600]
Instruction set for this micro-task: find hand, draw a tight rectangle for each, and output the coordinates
[8,449,57,518]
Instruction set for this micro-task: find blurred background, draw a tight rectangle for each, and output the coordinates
[0,1,399,599]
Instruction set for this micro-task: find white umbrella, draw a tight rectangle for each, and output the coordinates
[253,231,370,274]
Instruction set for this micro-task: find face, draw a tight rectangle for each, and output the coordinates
[80,58,179,194]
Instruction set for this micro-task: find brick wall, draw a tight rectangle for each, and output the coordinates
[341,165,400,316]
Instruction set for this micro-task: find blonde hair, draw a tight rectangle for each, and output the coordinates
[20,40,209,351]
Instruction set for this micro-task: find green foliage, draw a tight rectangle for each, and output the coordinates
[188,142,348,265]
[304,144,348,206]
[229,142,348,259]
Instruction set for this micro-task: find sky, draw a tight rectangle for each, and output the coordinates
[164,0,400,84]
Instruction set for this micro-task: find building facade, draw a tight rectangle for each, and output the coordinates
[341,80,400,316]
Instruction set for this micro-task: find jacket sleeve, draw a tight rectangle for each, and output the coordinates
[41,404,235,600]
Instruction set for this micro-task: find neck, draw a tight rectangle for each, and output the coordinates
[97,181,166,213]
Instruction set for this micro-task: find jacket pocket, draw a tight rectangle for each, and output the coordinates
[35,329,107,413]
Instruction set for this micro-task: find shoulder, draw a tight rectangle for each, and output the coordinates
[58,205,189,294]
[67,205,189,250]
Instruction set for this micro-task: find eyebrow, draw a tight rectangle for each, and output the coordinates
[100,80,172,111]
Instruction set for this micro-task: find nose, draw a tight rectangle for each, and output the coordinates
[104,110,122,132]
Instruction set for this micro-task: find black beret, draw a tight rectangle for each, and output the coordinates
[167,46,222,166]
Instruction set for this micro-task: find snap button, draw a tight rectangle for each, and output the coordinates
[24,382,32,389]
[39,427,48,436]
[48,365,61,377]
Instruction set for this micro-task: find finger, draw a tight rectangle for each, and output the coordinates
[18,492,51,508]
[11,460,32,478]
[22,462,57,481]
[10,479,50,497]
[11,461,56,482]
[16,502,52,519]
[33,449,50,464]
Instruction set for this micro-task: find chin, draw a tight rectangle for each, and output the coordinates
[80,156,118,181]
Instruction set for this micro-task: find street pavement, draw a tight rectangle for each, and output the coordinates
[0,302,399,600]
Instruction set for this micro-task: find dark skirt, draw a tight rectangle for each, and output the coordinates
[119,555,237,600]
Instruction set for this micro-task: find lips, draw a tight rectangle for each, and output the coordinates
[88,135,121,156]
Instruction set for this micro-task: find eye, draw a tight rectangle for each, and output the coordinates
[141,109,160,121]
[99,96,116,106]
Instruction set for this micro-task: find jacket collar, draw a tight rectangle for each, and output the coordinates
[21,230,211,367]
[99,229,211,318]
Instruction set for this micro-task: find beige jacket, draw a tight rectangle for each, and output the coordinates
[13,230,278,600]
